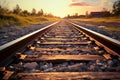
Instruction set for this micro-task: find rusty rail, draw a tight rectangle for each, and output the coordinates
[0,20,120,79]
[70,22,120,59]
[0,21,59,66]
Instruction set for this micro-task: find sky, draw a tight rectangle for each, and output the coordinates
[0,0,117,17]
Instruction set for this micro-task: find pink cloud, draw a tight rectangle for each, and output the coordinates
[69,2,94,6]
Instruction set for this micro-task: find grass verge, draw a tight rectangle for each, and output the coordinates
[0,14,60,27]
[72,17,120,33]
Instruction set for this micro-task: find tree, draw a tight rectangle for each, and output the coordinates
[67,14,70,18]
[0,5,5,14]
[102,8,110,17]
[112,0,120,16]
[85,11,89,18]
[13,4,21,14]
[31,8,36,15]
[75,13,78,17]
[38,9,44,16]
[22,10,30,16]
[0,0,9,14]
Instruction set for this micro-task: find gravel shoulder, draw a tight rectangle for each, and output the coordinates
[71,20,120,41]
[0,20,120,46]
[0,22,54,46]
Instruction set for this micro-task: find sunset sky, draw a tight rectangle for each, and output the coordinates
[0,0,117,17]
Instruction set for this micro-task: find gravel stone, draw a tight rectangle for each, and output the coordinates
[73,21,120,41]
[0,22,53,46]
[24,62,38,70]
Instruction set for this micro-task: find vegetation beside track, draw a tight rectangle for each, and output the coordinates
[0,13,59,27]
[72,17,120,33]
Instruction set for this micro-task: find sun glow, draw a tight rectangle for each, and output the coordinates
[6,0,116,17]
[8,0,72,18]
[39,0,72,17]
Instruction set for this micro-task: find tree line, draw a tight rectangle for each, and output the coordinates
[0,3,56,17]
[112,0,120,16]
[66,0,120,18]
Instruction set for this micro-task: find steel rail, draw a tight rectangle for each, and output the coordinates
[0,20,120,67]
[1,20,120,80]
[70,22,120,59]
[0,21,60,66]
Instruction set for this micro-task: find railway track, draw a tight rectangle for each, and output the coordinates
[0,20,120,80]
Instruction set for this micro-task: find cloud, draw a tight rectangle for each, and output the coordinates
[69,2,94,6]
